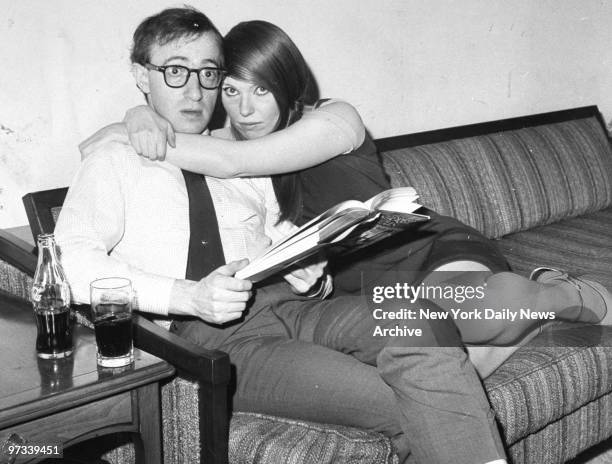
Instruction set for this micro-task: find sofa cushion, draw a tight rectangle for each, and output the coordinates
[496,206,612,291]
[383,117,612,239]
[224,325,612,464]
[161,374,400,464]
[503,391,612,464]
[229,412,398,464]
[0,259,32,301]
[484,324,612,463]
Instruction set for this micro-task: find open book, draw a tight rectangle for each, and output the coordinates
[235,187,430,282]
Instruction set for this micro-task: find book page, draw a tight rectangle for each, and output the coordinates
[330,209,430,253]
[252,208,371,263]
[365,187,420,213]
[269,200,368,252]
[235,208,371,281]
[235,233,321,280]
[234,188,429,283]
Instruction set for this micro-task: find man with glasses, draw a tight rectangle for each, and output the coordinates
[60,6,318,323]
[143,63,224,89]
[56,6,508,464]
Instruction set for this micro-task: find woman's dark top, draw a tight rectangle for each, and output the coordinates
[293,132,510,295]
[295,135,390,224]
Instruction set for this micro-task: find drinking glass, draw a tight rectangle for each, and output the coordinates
[90,277,134,367]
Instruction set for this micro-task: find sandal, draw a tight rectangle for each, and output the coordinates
[530,267,612,324]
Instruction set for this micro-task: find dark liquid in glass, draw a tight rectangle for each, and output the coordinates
[35,306,74,356]
[94,304,133,358]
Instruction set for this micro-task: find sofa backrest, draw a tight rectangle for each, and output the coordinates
[379,107,612,239]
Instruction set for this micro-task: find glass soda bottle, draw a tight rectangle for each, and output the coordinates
[30,233,74,359]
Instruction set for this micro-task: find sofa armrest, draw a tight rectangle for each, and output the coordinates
[133,314,229,382]
[0,229,37,276]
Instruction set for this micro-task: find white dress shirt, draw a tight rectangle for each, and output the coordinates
[55,141,294,315]
[56,101,359,315]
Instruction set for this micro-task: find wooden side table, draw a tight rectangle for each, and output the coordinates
[1,225,232,464]
[0,292,175,464]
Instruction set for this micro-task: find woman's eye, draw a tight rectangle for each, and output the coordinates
[167,66,183,76]
[222,86,238,96]
[255,86,269,96]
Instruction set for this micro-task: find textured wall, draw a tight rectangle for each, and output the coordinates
[2,0,612,227]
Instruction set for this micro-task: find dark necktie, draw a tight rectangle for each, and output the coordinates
[181,170,226,280]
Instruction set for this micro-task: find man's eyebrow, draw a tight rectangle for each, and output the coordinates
[201,58,222,67]
[206,58,222,67]
[161,56,221,67]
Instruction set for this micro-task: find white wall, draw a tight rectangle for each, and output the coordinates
[2,0,612,227]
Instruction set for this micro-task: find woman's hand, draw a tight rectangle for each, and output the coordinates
[79,122,131,160]
[124,105,176,161]
[283,257,329,296]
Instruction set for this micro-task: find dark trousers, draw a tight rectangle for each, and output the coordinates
[331,211,511,297]
[174,283,506,464]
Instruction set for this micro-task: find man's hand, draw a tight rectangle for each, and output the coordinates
[79,122,130,160]
[283,258,327,295]
[124,105,176,161]
[171,259,253,324]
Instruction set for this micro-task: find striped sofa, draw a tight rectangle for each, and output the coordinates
[1,106,612,464]
[380,106,612,463]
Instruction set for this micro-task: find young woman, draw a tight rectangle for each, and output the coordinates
[82,21,612,370]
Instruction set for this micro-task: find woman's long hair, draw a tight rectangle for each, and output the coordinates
[224,20,317,224]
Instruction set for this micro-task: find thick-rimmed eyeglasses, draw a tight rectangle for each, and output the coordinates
[145,63,225,90]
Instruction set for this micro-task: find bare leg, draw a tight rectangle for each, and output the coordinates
[423,262,530,378]
[422,262,600,345]
[422,260,610,378]
[466,328,540,379]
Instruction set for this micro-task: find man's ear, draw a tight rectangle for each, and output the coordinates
[132,63,151,94]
